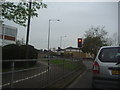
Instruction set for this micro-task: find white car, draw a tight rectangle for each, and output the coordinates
[92,46,120,88]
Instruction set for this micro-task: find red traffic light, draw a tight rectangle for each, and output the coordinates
[78,39,82,42]
[78,38,82,48]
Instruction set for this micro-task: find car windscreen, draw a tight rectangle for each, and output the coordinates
[98,47,120,62]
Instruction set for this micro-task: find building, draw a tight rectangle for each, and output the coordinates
[0,20,18,46]
[65,47,82,52]
[59,46,92,58]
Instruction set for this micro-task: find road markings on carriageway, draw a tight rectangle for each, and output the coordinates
[1,67,50,87]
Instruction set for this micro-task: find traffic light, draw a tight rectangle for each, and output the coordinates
[78,38,82,48]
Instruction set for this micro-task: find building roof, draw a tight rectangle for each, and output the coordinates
[65,47,79,50]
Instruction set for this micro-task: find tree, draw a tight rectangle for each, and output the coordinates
[1,0,47,26]
[2,44,38,68]
[16,38,25,46]
[112,32,118,45]
[2,44,20,60]
[82,26,111,59]
[2,44,38,60]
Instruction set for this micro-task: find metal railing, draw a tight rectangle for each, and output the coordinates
[1,58,83,88]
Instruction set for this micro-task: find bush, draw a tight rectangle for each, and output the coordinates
[19,45,38,59]
[2,44,38,69]
[2,44,20,60]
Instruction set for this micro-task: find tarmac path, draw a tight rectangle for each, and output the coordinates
[67,60,93,88]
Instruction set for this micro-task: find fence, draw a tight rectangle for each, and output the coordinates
[1,58,83,88]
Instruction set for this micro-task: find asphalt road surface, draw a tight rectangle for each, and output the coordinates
[67,60,93,88]
[2,61,49,88]
[2,59,81,88]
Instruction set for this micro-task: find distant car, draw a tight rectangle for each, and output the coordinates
[92,46,120,88]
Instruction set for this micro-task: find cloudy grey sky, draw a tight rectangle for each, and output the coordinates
[4,2,118,49]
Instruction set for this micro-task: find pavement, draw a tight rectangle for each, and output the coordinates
[48,62,86,88]
[48,59,93,88]
[66,60,93,88]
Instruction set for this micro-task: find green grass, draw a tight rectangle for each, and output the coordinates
[2,59,81,72]
[40,59,70,64]
[49,60,77,70]
[64,64,77,70]
[49,59,69,64]
[41,59,80,71]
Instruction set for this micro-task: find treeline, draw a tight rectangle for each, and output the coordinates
[2,44,38,69]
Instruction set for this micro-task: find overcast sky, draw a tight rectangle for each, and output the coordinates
[4,1,118,49]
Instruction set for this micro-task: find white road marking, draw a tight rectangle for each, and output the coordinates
[1,68,49,87]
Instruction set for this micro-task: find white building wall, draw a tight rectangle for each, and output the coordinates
[3,40,16,46]
[0,21,18,46]
[3,25,17,37]
[0,20,3,46]
[66,49,82,52]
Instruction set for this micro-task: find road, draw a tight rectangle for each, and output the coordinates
[2,61,49,88]
[2,60,65,88]
[2,59,82,88]
[67,60,93,88]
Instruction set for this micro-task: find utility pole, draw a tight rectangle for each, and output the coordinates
[26,0,32,59]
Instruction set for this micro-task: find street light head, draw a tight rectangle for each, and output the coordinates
[49,19,60,21]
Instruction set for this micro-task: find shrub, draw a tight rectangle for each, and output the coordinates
[2,44,38,69]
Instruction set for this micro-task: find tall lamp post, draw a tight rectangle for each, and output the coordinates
[48,19,60,69]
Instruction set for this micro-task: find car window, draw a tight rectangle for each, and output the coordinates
[98,47,120,62]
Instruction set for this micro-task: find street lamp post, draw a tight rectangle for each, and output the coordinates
[48,19,60,69]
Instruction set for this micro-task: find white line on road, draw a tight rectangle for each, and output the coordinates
[1,68,50,88]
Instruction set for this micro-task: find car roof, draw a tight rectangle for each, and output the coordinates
[100,46,120,49]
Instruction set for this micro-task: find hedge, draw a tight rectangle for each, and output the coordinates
[2,44,38,69]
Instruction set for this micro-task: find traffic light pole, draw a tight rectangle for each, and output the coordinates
[79,47,80,58]
[77,38,82,58]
